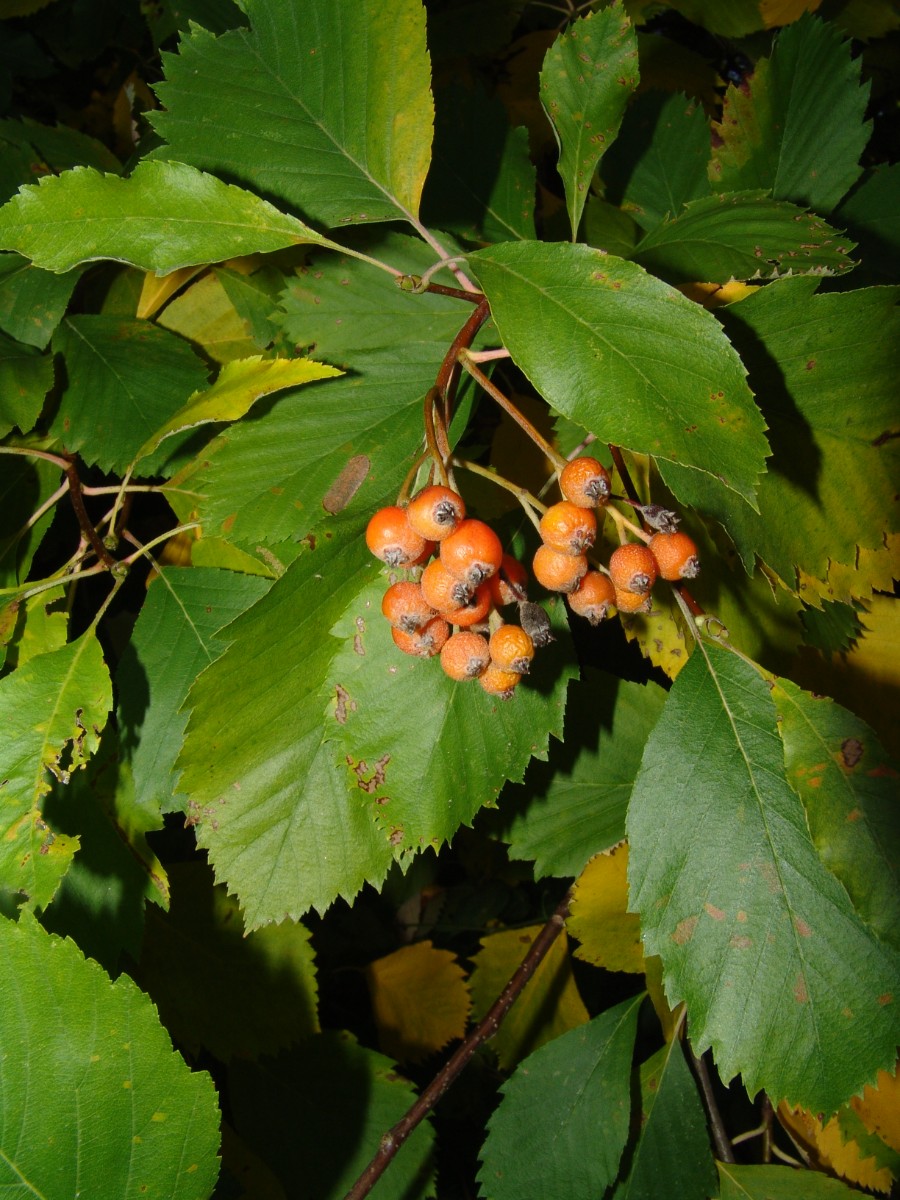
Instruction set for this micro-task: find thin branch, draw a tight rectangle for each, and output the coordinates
[435,299,492,400]
[458,351,566,471]
[63,459,117,569]
[687,1044,735,1163]
[343,890,572,1200]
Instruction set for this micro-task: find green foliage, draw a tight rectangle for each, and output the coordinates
[0,1,896,1196]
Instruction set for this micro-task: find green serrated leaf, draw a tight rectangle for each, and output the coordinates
[0,331,52,436]
[150,0,434,229]
[666,0,766,37]
[116,566,271,816]
[497,671,667,879]
[135,355,341,464]
[613,1040,716,1200]
[709,15,871,214]
[469,240,768,506]
[632,191,856,283]
[600,91,712,232]
[0,253,83,348]
[627,640,900,1114]
[140,861,318,1061]
[230,1031,435,1200]
[477,995,641,1200]
[0,159,334,274]
[1,585,67,670]
[0,116,121,188]
[835,164,900,285]
[328,580,575,853]
[800,599,862,654]
[0,440,62,588]
[772,680,900,951]
[0,915,220,1199]
[0,629,112,910]
[661,278,900,585]
[50,315,209,474]
[540,4,639,239]
[716,1161,868,1199]
[176,520,396,927]
[215,263,285,348]
[422,82,536,243]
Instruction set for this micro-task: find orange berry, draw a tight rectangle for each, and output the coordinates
[420,558,473,614]
[489,554,529,607]
[532,544,588,593]
[366,506,427,567]
[406,485,466,541]
[649,531,700,581]
[440,631,490,680]
[608,542,658,595]
[406,540,436,567]
[559,456,611,508]
[489,624,535,673]
[479,663,521,699]
[539,501,597,555]
[381,581,436,633]
[568,571,616,625]
[614,588,652,614]
[391,616,450,657]
[440,519,503,586]
[448,583,492,628]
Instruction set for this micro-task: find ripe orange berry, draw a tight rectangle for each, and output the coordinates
[539,501,597,555]
[479,663,521,699]
[614,588,652,614]
[381,581,436,633]
[649,531,700,581]
[448,583,492,628]
[406,485,466,541]
[440,631,490,680]
[391,616,450,657]
[421,558,473,614]
[440,519,503,586]
[532,544,588,593]
[559,456,611,508]
[366,506,427,567]
[406,540,436,567]
[568,571,616,625]
[489,624,535,673]
[489,554,529,607]
[608,542,658,595]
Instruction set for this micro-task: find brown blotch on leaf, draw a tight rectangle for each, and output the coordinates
[877,993,893,1006]
[730,935,753,949]
[322,454,370,514]
[704,903,725,921]
[794,917,812,938]
[333,684,356,725]
[672,915,698,945]
[841,737,863,768]
[794,973,809,1003]
[347,753,390,793]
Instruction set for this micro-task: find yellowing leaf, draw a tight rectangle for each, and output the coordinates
[760,0,823,28]
[777,1102,895,1194]
[645,954,684,1043]
[853,1062,900,1153]
[568,844,644,973]
[157,271,262,364]
[366,941,470,1064]
[469,925,588,1070]
[677,281,761,308]
[799,534,900,607]
[620,587,692,680]
[137,265,204,319]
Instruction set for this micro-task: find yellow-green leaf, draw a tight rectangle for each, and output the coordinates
[366,940,471,1064]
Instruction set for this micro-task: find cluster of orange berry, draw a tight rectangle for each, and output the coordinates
[365,486,544,699]
[531,456,700,620]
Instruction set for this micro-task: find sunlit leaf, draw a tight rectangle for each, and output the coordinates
[155,270,261,363]
[717,1161,870,1198]
[710,15,870,214]
[366,940,470,1064]
[568,844,644,974]
[469,924,589,1071]
[0,630,112,910]
[540,5,639,238]
[470,240,768,506]
[151,0,434,229]
[478,996,640,1200]
[627,640,900,1114]
[0,160,334,274]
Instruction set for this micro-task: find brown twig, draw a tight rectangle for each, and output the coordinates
[343,889,572,1200]
[687,1044,735,1163]
[63,458,117,569]
[435,298,492,407]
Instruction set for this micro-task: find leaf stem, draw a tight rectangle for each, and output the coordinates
[63,458,118,568]
[457,351,567,471]
[451,457,546,535]
[342,889,572,1200]
[687,1044,735,1163]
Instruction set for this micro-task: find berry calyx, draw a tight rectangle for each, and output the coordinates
[649,531,700,580]
[440,519,504,586]
[381,581,437,633]
[559,456,611,507]
[532,544,588,593]
[406,485,466,541]
[420,558,473,614]
[440,631,490,680]
[539,501,597,555]
[489,554,529,607]
[608,542,658,595]
[479,663,521,699]
[519,601,554,647]
[568,571,616,624]
[366,506,427,566]
[391,616,450,657]
[489,624,535,674]
[448,583,492,628]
